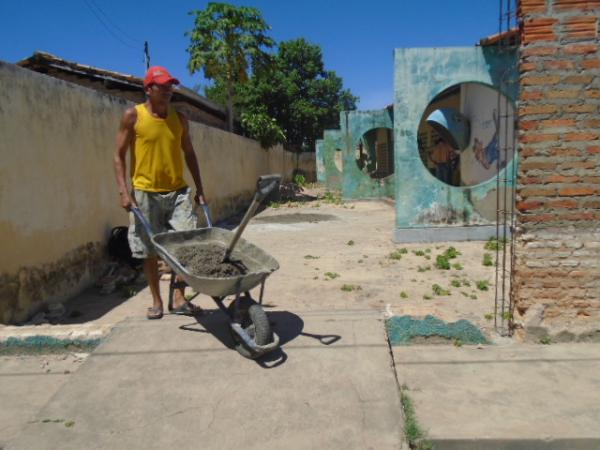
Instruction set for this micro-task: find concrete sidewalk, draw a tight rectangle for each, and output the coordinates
[392,343,600,449]
[6,310,406,450]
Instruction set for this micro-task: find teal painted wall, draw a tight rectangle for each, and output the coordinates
[315,139,326,183]
[322,129,344,190]
[341,109,395,199]
[394,46,518,229]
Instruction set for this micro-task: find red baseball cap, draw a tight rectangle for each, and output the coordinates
[143,66,180,87]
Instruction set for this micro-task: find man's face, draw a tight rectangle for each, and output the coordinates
[147,82,176,102]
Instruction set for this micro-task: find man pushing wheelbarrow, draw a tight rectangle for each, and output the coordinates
[113,66,206,320]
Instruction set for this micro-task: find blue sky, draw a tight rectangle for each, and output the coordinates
[2,1,501,109]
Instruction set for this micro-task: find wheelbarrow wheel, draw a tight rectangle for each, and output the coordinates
[227,297,273,359]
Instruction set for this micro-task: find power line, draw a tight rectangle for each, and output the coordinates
[83,0,138,51]
[88,0,141,47]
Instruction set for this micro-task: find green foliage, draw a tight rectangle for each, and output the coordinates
[452,262,464,270]
[485,237,506,251]
[240,109,286,148]
[484,313,493,321]
[347,240,355,246]
[470,294,478,300]
[444,246,461,259]
[186,3,274,130]
[451,279,461,288]
[341,284,361,292]
[423,294,433,300]
[482,253,495,267]
[453,339,463,347]
[293,173,306,186]
[435,254,450,270]
[539,336,552,345]
[321,190,343,204]
[400,291,408,299]
[502,311,513,321]
[304,255,319,260]
[388,250,404,260]
[400,386,434,449]
[432,284,451,296]
[417,265,431,272]
[324,271,339,280]
[412,250,426,256]
[269,202,280,209]
[476,280,490,291]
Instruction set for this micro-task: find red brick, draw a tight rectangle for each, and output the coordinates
[585,119,600,128]
[562,16,598,40]
[563,104,596,113]
[556,212,595,221]
[564,44,598,55]
[521,90,544,101]
[523,176,543,184]
[522,46,560,57]
[548,199,579,208]
[546,89,580,99]
[558,186,596,196]
[583,199,600,208]
[520,62,538,72]
[559,160,598,169]
[562,75,594,84]
[541,119,577,128]
[517,200,545,211]
[520,104,559,115]
[555,0,600,12]
[519,161,558,171]
[520,0,547,14]
[521,147,539,157]
[523,18,559,44]
[587,90,600,98]
[582,176,600,183]
[564,132,599,141]
[544,60,576,70]
[587,146,600,154]
[521,133,560,143]
[550,147,582,156]
[543,174,580,183]
[521,187,557,197]
[521,213,556,223]
[581,59,600,69]
[521,75,561,85]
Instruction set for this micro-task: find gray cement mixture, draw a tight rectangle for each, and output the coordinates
[253,213,337,224]
[173,244,248,278]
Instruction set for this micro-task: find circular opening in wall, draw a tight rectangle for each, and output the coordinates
[334,148,343,172]
[355,127,394,179]
[417,82,515,187]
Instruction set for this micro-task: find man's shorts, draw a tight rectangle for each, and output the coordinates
[128,187,198,259]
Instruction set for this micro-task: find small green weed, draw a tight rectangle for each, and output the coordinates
[64,421,75,428]
[460,291,469,297]
[470,294,478,300]
[476,280,490,291]
[293,173,306,186]
[417,265,431,272]
[400,291,408,299]
[425,248,431,253]
[322,190,343,205]
[482,253,495,267]
[412,250,426,256]
[444,246,461,259]
[304,255,320,260]
[461,279,471,287]
[502,311,513,321]
[423,294,433,300]
[324,272,340,280]
[452,263,464,270]
[484,313,493,321]
[453,339,463,347]
[432,284,451,296]
[346,240,355,246]
[451,279,461,288]
[435,254,450,270]
[341,284,362,292]
[484,237,506,251]
[539,336,553,345]
[269,202,281,209]
[388,250,404,260]
[400,386,433,449]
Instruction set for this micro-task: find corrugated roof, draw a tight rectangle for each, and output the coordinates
[17,51,226,118]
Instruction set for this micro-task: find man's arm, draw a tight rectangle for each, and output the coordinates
[179,112,206,205]
[114,107,137,210]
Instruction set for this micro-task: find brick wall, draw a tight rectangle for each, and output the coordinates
[514,0,600,340]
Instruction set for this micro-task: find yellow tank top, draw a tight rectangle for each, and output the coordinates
[131,103,187,192]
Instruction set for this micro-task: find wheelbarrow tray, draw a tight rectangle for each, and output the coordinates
[151,227,279,298]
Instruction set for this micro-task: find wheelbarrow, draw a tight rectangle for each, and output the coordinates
[131,175,282,359]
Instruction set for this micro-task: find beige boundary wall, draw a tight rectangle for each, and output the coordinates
[0,62,314,324]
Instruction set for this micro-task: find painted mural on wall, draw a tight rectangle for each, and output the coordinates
[394,46,518,238]
[460,83,515,186]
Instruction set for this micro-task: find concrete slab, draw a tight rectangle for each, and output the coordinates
[0,353,89,447]
[392,343,600,449]
[7,310,406,450]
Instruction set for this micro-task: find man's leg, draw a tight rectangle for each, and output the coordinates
[144,256,163,312]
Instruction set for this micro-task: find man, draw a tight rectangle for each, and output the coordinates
[114,66,206,319]
[429,137,458,185]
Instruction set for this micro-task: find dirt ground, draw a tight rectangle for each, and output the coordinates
[184,186,508,342]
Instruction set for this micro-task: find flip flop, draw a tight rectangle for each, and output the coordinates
[170,302,203,316]
[147,307,163,320]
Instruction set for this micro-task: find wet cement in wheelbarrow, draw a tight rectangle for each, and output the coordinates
[173,244,249,277]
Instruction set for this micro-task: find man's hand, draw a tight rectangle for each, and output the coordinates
[194,192,206,205]
[120,192,136,211]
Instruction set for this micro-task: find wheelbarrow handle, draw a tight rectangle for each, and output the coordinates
[201,204,213,228]
[256,174,282,202]
[131,206,154,238]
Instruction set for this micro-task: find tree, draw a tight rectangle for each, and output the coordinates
[186,2,274,131]
[243,38,358,152]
